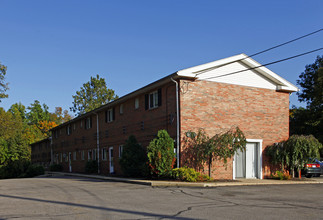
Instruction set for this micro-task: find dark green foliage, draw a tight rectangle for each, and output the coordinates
[182,126,246,177]
[147,130,175,177]
[24,164,45,177]
[85,160,98,174]
[119,135,148,177]
[266,135,322,177]
[292,56,323,145]
[49,164,63,172]
[171,167,210,182]
[70,74,118,116]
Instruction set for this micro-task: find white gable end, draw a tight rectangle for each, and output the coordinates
[195,61,277,90]
[176,54,298,92]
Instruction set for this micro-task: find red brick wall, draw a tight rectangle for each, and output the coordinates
[51,82,177,175]
[179,80,290,179]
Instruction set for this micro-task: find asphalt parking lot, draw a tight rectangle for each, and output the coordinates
[0,175,322,220]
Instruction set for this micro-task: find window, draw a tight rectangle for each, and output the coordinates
[60,153,62,163]
[85,117,92,129]
[88,150,92,160]
[119,145,123,158]
[145,89,162,110]
[65,153,68,162]
[81,150,85,160]
[135,98,139,109]
[67,124,72,135]
[73,123,76,131]
[54,130,58,139]
[105,108,115,122]
[102,148,107,160]
[73,152,76,160]
[93,149,97,160]
[120,104,124,114]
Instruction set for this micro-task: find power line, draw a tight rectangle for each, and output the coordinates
[195,28,323,76]
[202,47,323,80]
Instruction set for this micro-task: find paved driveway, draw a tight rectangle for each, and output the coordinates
[0,175,322,219]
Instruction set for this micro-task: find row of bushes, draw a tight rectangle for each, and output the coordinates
[0,160,45,179]
[119,130,210,182]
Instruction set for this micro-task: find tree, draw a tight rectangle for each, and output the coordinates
[0,62,8,102]
[297,55,323,110]
[70,74,118,116]
[266,135,322,178]
[119,135,148,177]
[26,100,50,125]
[183,126,246,177]
[292,55,323,144]
[49,107,73,125]
[147,130,176,177]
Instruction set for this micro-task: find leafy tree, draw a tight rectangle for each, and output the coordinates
[0,62,8,102]
[49,107,73,124]
[26,100,50,125]
[147,130,175,177]
[70,74,118,116]
[292,55,323,145]
[297,55,323,110]
[8,102,26,122]
[119,135,148,177]
[266,135,322,177]
[183,126,246,177]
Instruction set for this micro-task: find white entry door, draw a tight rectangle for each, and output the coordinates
[235,142,259,178]
[109,147,114,174]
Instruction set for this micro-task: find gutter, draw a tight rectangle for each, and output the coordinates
[171,77,180,168]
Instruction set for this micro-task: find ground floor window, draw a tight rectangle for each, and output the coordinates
[81,150,85,160]
[102,148,107,160]
[119,145,123,158]
[88,150,92,160]
[93,149,97,160]
[73,152,76,161]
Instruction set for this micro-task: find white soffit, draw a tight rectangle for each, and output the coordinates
[177,54,298,92]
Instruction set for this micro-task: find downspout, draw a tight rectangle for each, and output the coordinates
[94,112,100,174]
[171,77,180,168]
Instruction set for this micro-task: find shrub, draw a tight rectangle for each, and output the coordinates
[119,135,148,177]
[0,159,30,179]
[85,160,98,174]
[24,164,45,177]
[171,167,210,182]
[147,130,176,177]
[49,164,63,172]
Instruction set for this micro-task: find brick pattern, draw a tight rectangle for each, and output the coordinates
[50,82,177,175]
[179,80,290,179]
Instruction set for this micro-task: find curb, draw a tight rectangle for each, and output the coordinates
[46,172,323,188]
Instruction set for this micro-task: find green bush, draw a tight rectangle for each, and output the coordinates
[24,164,45,177]
[49,164,63,172]
[171,167,210,182]
[0,159,30,179]
[85,160,98,174]
[271,171,291,180]
[147,130,176,177]
[119,135,148,177]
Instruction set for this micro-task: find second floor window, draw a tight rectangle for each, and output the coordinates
[105,108,115,123]
[67,125,72,135]
[145,88,162,110]
[85,117,92,129]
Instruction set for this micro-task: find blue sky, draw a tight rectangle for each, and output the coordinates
[0,0,322,114]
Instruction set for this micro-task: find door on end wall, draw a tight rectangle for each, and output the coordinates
[235,142,259,178]
[109,147,114,174]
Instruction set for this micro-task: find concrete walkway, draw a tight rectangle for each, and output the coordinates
[46,172,323,187]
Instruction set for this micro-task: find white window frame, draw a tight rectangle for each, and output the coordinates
[135,98,139,109]
[85,117,92,129]
[149,91,158,109]
[102,148,107,161]
[107,108,114,122]
[67,125,71,135]
[119,145,123,158]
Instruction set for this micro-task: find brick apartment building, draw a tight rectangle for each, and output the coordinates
[31,54,298,179]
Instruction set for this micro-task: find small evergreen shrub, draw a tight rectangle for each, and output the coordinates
[85,160,98,174]
[147,130,176,177]
[171,167,210,182]
[119,135,148,177]
[24,164,45,177]
[49,164,63,172]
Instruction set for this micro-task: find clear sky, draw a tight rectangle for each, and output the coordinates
[0,0,322,114]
